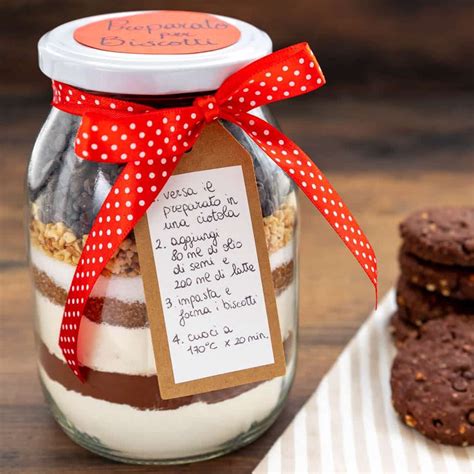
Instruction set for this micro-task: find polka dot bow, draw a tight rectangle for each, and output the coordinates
[51,42,378,381]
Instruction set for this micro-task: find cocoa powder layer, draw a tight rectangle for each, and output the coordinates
[33,260,294,328]
[39,335,294,410]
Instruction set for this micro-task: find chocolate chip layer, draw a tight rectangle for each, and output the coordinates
[399,207,474,267]
[390,315,474,446]
[396,276,474,326]
[399,248,474,301]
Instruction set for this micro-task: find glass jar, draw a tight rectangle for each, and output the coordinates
[28,12,299,463]
[28,102,299,464]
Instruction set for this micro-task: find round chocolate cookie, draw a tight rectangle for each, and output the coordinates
[391,314,474,446]
[400,208,474,267]
[389,311,420,348]
[399,247,474,301]
[396,276,474,326]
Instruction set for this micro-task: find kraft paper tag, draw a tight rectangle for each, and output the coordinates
[135,122,286,399]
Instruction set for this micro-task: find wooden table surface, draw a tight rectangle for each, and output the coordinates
[1,94,473,473]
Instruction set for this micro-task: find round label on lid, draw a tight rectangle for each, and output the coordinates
[73,11,241,55]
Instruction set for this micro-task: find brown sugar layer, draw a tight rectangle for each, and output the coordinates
[273,260,294,296]
[30,200,296,278]
[39,334,294,411]
[33,266,148,327]
[33,260,295,328]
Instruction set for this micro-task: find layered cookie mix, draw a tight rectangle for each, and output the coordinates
[28,119,299,458]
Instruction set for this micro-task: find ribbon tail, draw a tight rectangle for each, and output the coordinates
[58,159,181,380]
[224,112,378,300]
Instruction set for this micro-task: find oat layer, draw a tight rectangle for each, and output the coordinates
[30,199,296,278]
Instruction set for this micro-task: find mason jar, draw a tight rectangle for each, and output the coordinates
[27,12,300,464]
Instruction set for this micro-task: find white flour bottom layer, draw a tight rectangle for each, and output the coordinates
[39,365,284,460]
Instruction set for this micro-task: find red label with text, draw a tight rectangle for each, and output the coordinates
[74,11,241,55]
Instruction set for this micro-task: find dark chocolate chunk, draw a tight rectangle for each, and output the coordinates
[223,119,292,217]
[32,112,123,236]
[27,109,76,201]
[31,111,293,237]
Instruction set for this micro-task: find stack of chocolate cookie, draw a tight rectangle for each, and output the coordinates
[389,207,474,446]
[391,207,474,345]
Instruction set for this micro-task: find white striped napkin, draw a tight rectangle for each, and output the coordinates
[254,290,474,473]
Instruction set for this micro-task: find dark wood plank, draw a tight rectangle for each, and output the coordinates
[0,0,473,96]
[1,96,473,472]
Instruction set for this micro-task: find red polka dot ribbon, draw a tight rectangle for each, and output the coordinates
[51,42,377,381]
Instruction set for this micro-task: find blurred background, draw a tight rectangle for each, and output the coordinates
[1,1,473,472]
[2,0,472,292]
[1,0,473,96]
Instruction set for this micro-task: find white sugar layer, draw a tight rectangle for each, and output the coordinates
[30,245,145,303]
[31,242,294,304]
[36,280,296,376]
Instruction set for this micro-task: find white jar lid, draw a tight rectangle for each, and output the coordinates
[38,11,272,95]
